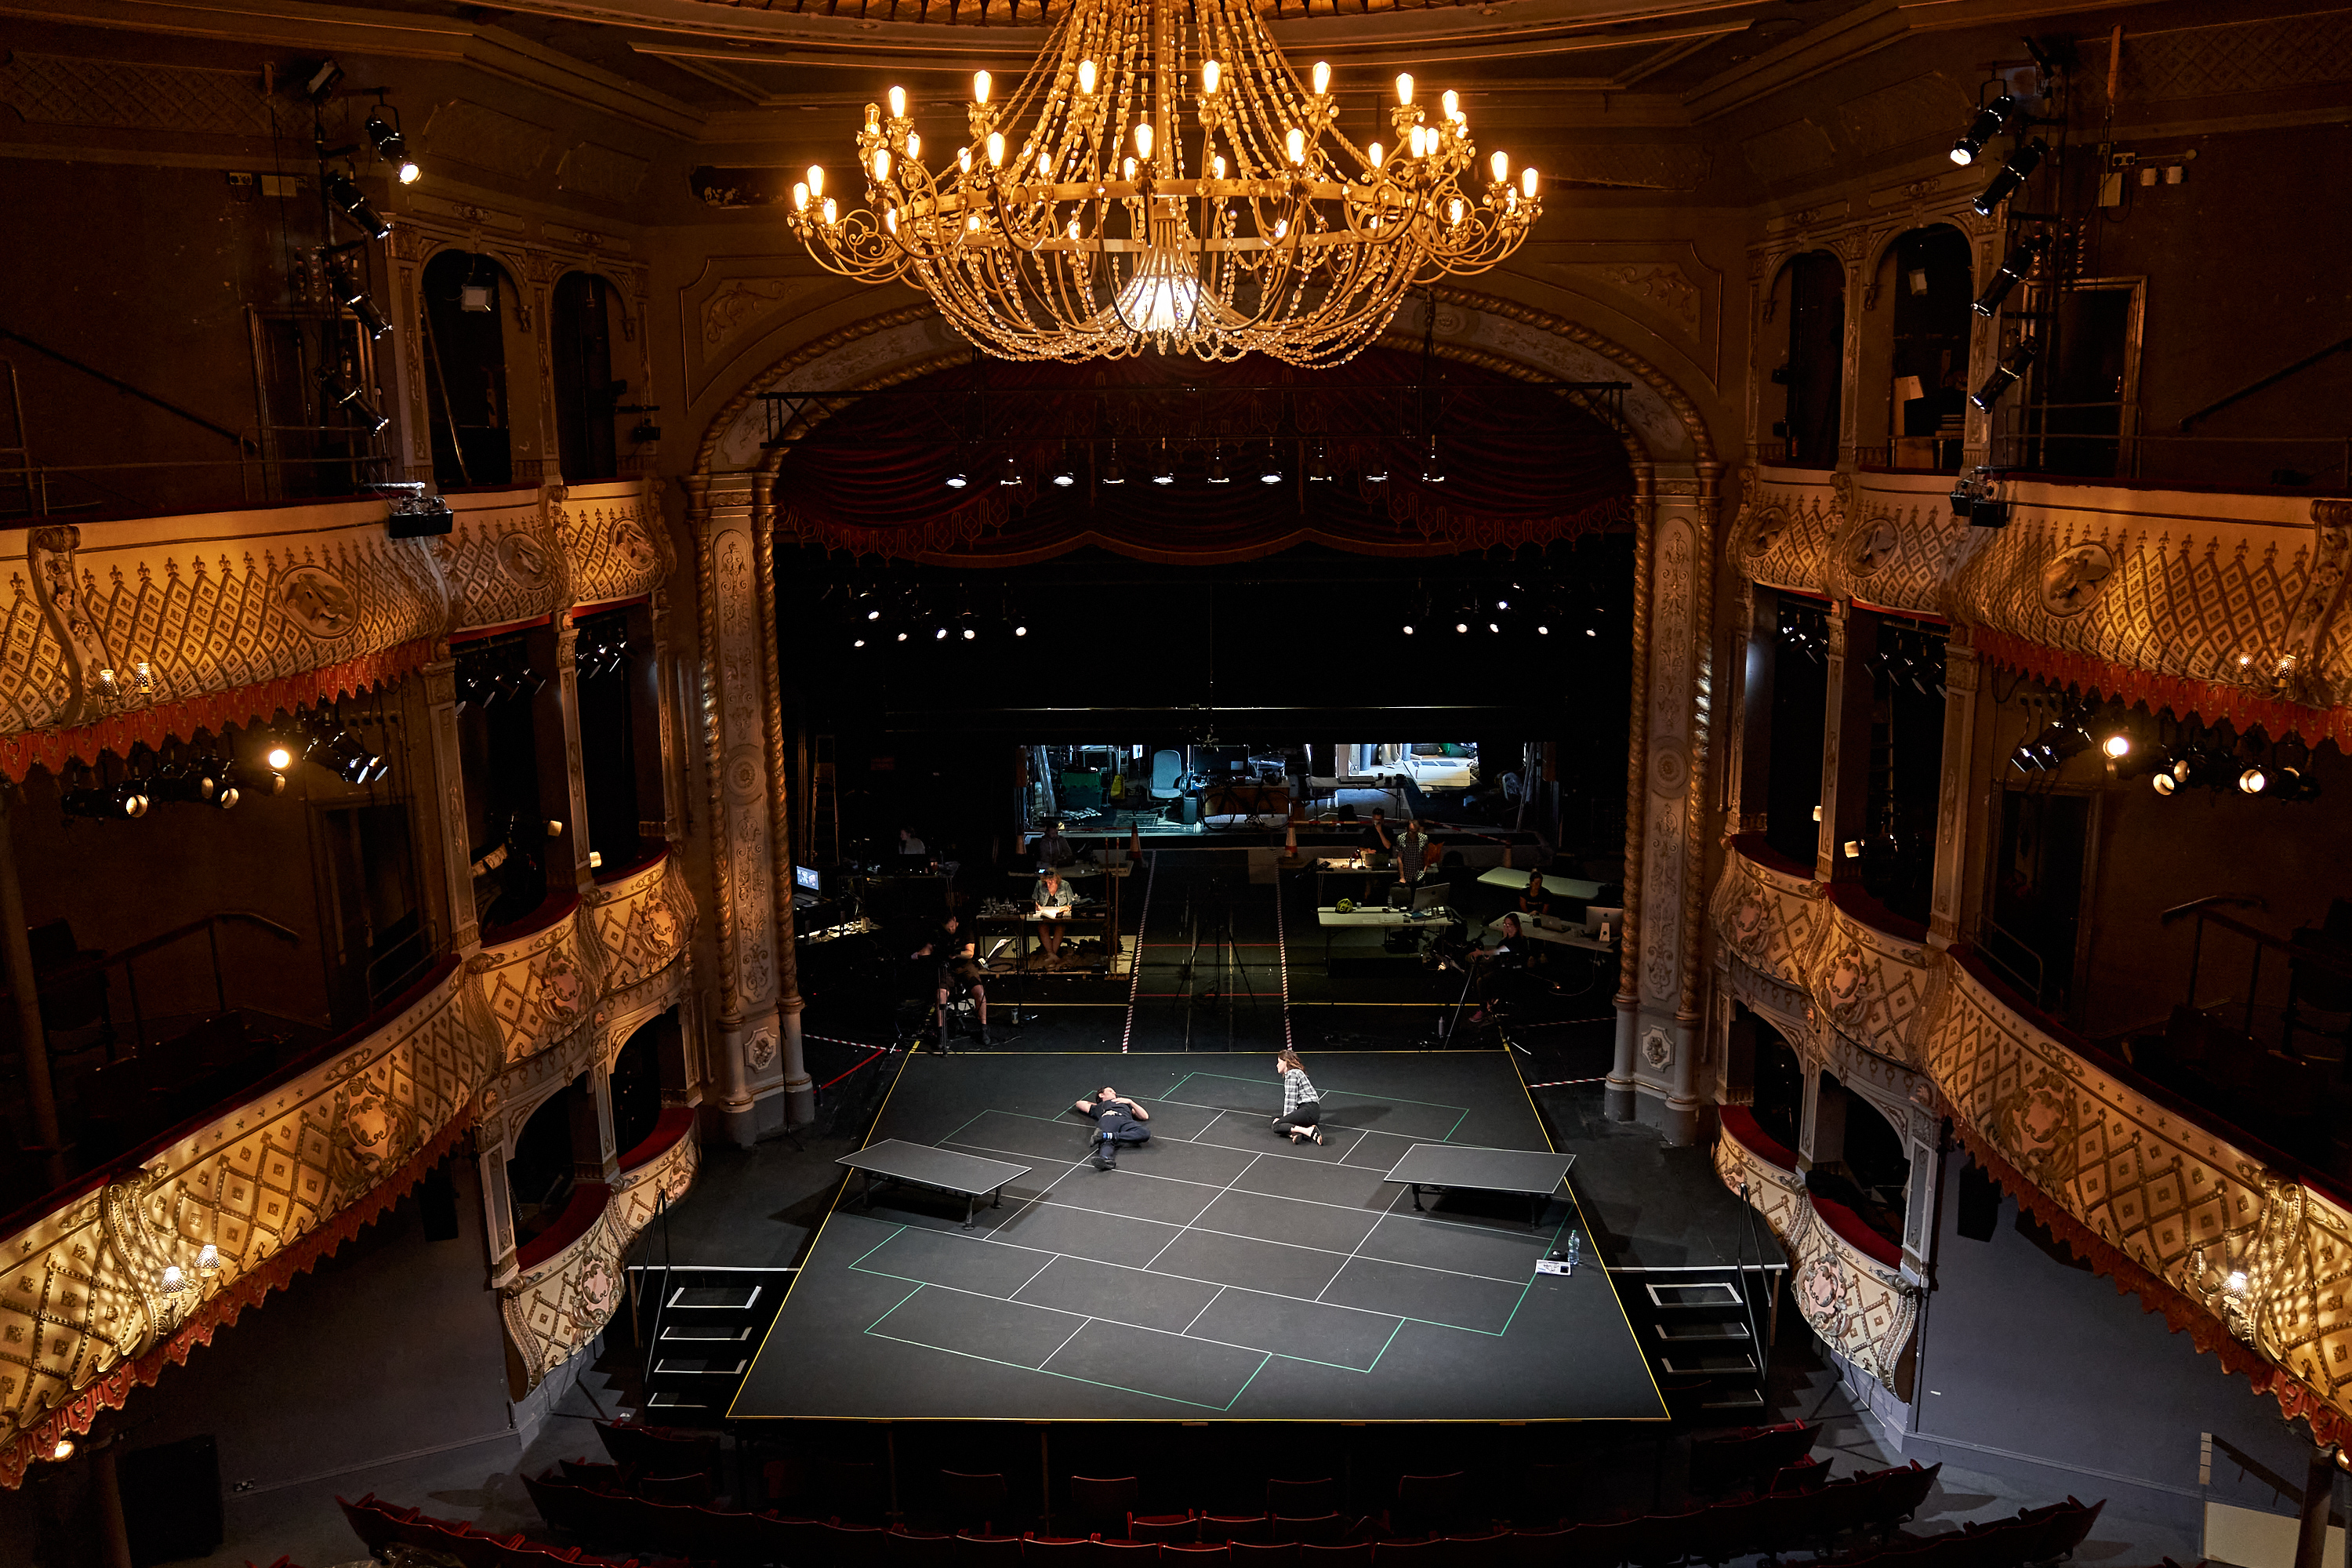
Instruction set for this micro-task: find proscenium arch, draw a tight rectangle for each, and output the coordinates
[691,289,1720,484]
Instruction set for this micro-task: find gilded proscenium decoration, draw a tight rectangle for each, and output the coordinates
[786,0,1540,366]
[1714,1117,1920,1390]
[471,905,604,1066]
[500,1124,699,1392]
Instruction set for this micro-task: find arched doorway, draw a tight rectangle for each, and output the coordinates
[1867,226,1972,467]
[505,1083,583,1250]
[421,250,520,488]
[1770,252,1845,466]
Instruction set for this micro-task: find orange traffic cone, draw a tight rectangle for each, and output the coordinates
[1284,819,1299,857]
[1129,822,1142,859]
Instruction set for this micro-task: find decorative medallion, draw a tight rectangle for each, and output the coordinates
[2039,541,2114,619]
[1742,505,1789,559]
[1843,519,1900,579]
[278,564,358,640]
[1650,744,1690,796]
[1642,1026,1673,1070]
[613,517,659,575]
[747,1029,778,1071]
[1729,888,1774,959]
[496,529,554,589]
[1823,946,1871,1028]
[1994,1063,2075,1171]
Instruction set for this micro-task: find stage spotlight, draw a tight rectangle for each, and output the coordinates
[1050,445,1076,487]
[364,111,420,184]
[1102,444,1126,485]
[896,632,909,642]
[1486,622,1500,633]
[1970,340,2039,412]
[1363,451,1388,483]
[263,736,296,771]
[115,781,151,818]
[2239,764,2268,795]
[1207,448,1230,485]
[330,263,394,340]
[2101,732,2132,760]
[325,376,390,434]
[1152,443,1175,485]
[945,470,968,489]
[866,608,880,621]
[1014,624,1029,637]
[300,58,344,103]
[1973,234,2047,318]
[1402,622,1415,635]
[999,451,1023,487]
[1454,620,1468,634]
[1972,136,2048,216]
[324,172,391,239]
[1258,446,1284,485]
[2278,766,2321,802]
[1950,93,2023,165]
[2151,770,2177,797]
[853,637,866,648]
[1585,627,1596,636]
[934,627,948,641]
[1537,624,1549,635]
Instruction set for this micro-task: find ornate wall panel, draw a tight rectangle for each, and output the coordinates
[499,1121,698,1391]
[1829,470,1981,615]
[1715,1117,1921,1389]
[434,492,570,634]
[1809,897,1940,1070]
[1727,465,1836,597]
[560,482,670,608]
[583,851,697,996]
[1711,837,1831,998]
[470,906,604,1066]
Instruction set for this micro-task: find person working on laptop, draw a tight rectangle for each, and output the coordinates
[1071,1087,1151,1170]
[1033,866,1076,967]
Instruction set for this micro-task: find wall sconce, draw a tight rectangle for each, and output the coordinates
[1842,840,1864,859]
[1811,805,1824,822]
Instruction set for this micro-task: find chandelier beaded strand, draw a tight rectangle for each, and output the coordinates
[785,0,1540,367]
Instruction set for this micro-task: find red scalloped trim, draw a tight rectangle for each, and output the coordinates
[1973,630,2348,753]
[0,638,436,781]
[1944,1113,2351,1450]
[0,1105,474,1490]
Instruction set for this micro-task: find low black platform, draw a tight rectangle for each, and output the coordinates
[731,1051,1666,1424]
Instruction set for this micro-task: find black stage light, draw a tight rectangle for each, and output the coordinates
[324,375,390,434]
[1050,448,1077,488]
[1951,93,2023,166]
[1970,339,2039,412]
[364,111,420,185]
[1972,234,2046,318]
[1258,445,1283,485]
[1102,443,1126,485]
[1973,136,2048,216]
[1207,448,1230,485]
[300,59,344,103]
[1421,438,1445,484]
[325,172,391,239]
[1363,452,1388,483]
[330,263,394,340]
[2277,766,2321,803]
[998,451,1022,487]
[1305,441,1333,482]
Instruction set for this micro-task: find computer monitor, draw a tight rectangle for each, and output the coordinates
[795,865,822,894]
[1585,904,1624,938]
[1410,884,1449,912]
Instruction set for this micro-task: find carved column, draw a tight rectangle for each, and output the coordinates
[1729,583,1777,833]
[691,476,780,1145]
[1614,462,1714,1143]
[575,1061,620,1184]
[1815,602,1878,885]
[753,494,814,1125]
[480,1142,517,1287]
[1928,639,1982,949]
[422,655,480,953]
[1607,467,1656,1123]
[552,614,595,893]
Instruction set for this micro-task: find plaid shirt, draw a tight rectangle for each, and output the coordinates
[1280,1069,1320,1120]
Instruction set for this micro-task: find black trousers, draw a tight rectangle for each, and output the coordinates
[1273,1101,1322,1133]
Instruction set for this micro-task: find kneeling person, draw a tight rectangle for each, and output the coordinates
[1073,1087,1151,1171]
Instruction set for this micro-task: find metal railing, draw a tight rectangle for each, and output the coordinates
[31,909,303,1054]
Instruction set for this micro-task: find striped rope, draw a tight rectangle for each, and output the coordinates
[1272,877,1294,1052]
[1119,850,1157,1054]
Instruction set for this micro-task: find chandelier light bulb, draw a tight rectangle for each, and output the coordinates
[822,197,837,224]
[1490,150,1508,183]
[866,103,881,131]
[1410,126,1430,158]
[1078,59,1097,94]
[1396,73,1414,106]
[873,148,891,181]
[198,1243,219,1270]
[885,207,899,233]
[974,70,992,105]
[1067,217,1080,239]
[1274,217,1289,238]
[1039,150,1053,176]
[792,182,808,212]
[889,85,907,118]
[1212,154,1228,179]
[162,1265,184,1290]
[1368,141,1384,168]
[807,164,825,199]
[1521,166,1539,198]
[1203,59,1221,94]
[987,131,1006,165]
[1286,127,1306,165]
[1123,156,1137,180]
[1442,89,1459,118]
[1134,122,1154,159]
[1312,60,1330,95]
[906,132,920,158]
[1449,197,1464,224]
[967,213,981,231]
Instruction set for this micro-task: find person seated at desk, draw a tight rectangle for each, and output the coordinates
[935,936,992,1048]
[1033,820,1077,869]
[897,826,929,862]
[1033,866,1077,967]
[1466,913,1528,1025]
[1517,869,1551,920]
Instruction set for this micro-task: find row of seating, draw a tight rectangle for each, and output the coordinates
[1819,1501,2105,1568]
[508,1462,1954,1568]
[339,1493,687,1568]
[1686,1423,1822,1496]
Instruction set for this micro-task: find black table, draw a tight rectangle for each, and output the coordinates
[1383,1143,1576,1226]
[837,1138,1034,1228]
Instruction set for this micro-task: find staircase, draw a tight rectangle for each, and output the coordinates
[626,1265,793,1425]
[1610,1264,1784,1422]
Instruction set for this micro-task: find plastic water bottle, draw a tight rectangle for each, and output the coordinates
[1566,1231,1582,1274]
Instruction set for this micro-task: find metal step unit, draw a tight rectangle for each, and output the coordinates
[1609,1265,1787,1425]
[627,1265,794,1422]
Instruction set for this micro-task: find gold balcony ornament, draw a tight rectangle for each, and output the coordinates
[786,1,1540,367]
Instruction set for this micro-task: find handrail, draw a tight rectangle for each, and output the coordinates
[2158,893,2267,925]
[25,910,303,1054]
[0,325,254,450]
[2180,333,2352,430]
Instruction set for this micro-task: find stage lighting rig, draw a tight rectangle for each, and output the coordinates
[1207,448,1231,485]
[1970,341,2039,412]
[1972,137,2048,216]
[1258,445,1284,485]
[328,259,393,341]
[1101,443,1126,486]
[363,109,420,185]
[324,171,390,239]
[325,373,390,434]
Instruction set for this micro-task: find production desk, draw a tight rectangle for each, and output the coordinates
[1475,867,1606,902]
[1316,903,1460,968]
[1312,860,1405,904]
[837,1139,1033,1229]
[1512,920,1617,954]
[977,906,1113,971]
[1383,1143,1577,1226]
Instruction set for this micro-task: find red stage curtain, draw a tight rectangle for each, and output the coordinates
[769,349,1635,564]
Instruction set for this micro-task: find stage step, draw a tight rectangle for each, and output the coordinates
[1661,1352,1761,1377]
[628,1265,794,1428]
[651,1356,750,1377]
[1653,1319,1751,1343]
[1645,1280,1742,1310]
[660,1324,755,1344]
[666,1283,763,1312]
[1700,1388,1769,1412]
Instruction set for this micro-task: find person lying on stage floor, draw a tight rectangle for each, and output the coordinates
[1466,913,1530,1026]
[1072,1087,1152,1170]
[1270,1048,1327,1145]
[934,935,992,1048]
[1033,866,1076,967]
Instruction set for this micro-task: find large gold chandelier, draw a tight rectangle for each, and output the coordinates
[786,0,1541,368]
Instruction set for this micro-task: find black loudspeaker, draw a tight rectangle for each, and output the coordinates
[419,1160,461,1241]
[1308,742,1334,776]
[1956,1160,2001,1242]
[121,1434,223,1566]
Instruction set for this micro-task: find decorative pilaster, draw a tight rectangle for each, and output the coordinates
[1671,462,1724,1129]
[423,655,479,954]
[552,615,595,892]
[480,1142,517,1287]
[752,501,814,1126]
[1608,467,1656,1123]
[1814,602,1876,884]
[1730,583,1777,833]
[1928,639,1982,948]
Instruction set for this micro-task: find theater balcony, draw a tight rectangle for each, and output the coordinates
[0,477,704,1484]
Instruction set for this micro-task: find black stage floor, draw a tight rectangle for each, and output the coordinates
[732,1051,1667,1425]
